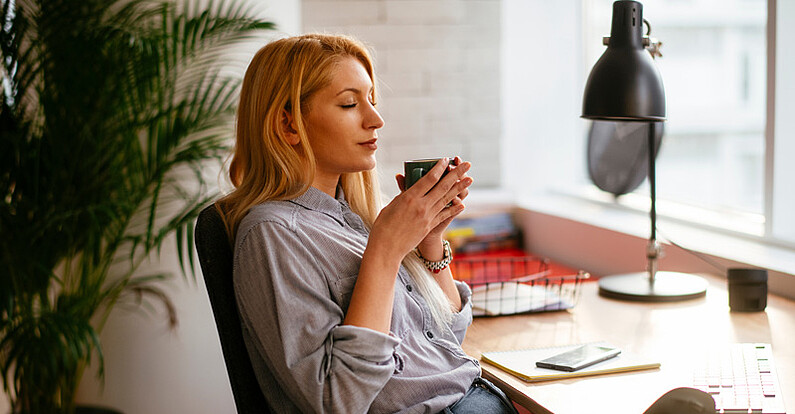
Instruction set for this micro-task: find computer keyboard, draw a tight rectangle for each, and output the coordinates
[692,343,786,414]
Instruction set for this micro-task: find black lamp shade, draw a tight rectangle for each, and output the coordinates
[582,1,666,122]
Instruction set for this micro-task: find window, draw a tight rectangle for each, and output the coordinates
[502,0,794,249]
[583,0,766,217]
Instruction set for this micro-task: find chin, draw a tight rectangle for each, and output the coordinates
[359,155,377,171]
[339,161,376,175]
[356,162,377,173]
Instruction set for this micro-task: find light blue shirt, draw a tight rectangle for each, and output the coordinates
[233,187,481,414]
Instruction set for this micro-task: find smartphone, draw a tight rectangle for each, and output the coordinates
[535,344,621,372]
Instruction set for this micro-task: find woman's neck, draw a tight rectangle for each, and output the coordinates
[312,173,341,198]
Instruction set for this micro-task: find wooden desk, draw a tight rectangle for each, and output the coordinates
[461,274,795,414]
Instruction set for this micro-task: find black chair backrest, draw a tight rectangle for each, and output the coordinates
[195,204,271,413]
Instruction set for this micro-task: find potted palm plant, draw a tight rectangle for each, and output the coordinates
[0,0,274,412]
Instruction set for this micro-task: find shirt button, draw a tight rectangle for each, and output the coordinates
[406,284,413,292]
[426,331,434,339]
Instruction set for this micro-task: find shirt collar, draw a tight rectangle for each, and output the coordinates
[289,186,347,225]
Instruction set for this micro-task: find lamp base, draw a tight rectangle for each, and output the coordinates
[598,271,708,302]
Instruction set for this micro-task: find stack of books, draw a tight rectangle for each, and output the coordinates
[445,211,522,254]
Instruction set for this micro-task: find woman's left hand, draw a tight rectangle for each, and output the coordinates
[396,156,470,260]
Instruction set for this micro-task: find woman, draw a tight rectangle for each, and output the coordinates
[217,33,517,414]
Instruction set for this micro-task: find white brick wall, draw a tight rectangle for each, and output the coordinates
[302,0,502,195]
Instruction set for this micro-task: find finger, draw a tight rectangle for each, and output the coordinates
[457,187,470,201]
[432,202,465,228]
[435,215,456,231]
[451,171,472,201]
[426,161,470,204]
[436,175,473,211]
[406,158,450,196]
[448,195,464,207]
[395,174,406,192]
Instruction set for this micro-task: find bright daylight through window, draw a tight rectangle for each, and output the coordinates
[581,0,768,235]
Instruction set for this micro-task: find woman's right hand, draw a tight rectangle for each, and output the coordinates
[367,158,473,267]
[345,159,471,332]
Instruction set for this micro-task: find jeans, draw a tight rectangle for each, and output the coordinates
[443,377,519,414]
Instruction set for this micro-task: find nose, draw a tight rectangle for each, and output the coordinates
[365,102,385,130]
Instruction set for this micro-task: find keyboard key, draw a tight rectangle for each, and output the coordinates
[692,343,786,414]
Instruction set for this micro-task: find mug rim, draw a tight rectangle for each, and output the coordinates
[405,157,456,164]
[406,158,448,163]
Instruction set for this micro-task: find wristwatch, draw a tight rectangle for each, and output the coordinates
[417,240,453,274]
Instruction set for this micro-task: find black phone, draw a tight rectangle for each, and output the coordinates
[535,344,621,372]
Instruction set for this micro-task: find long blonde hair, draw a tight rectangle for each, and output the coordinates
[218,33,454,328]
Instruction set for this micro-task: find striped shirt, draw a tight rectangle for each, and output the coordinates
[233,186,481,414]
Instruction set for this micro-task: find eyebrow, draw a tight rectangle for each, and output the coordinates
[335,87,373,96]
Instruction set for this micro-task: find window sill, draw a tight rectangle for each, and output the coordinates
[465,188,795,300]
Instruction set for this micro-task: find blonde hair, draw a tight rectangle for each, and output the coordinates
[218,33,453,329]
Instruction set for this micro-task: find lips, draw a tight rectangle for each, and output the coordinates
[359,139,378,150]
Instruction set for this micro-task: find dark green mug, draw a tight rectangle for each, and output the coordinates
[403,157,457,190]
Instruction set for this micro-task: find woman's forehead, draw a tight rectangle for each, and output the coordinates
[325,57,373,93]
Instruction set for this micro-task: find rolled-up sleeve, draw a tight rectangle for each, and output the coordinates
[449,280,473,345]
[234,220,399,414]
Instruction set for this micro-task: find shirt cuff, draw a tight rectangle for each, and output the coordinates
[455,279,473,305]
[450,280,474,343]
[330,324,401,362]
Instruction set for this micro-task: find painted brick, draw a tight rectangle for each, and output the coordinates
[458,25,500,49]
[302,0,503,192]
[425,71,474,97]
[453,72,500,97]
[468,165,500,187]
[385,142,466,164]
[385,48,467,74]
[464,47,500,73]
[378,115,426,142]
[464,118,502,139]
[464,1,501,26]
[304,24,466,52]
[378,71,425,96]
[466,95,500,120]
[426,117,501,142]
[427,118,474,141]
[301,1,383,26]
[381,96,468,121]
[385,1,466,25]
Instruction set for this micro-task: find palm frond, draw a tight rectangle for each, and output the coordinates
[1,302,103,411]
[1,0,275,410]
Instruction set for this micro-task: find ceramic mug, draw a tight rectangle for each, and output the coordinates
[403,157,458,190]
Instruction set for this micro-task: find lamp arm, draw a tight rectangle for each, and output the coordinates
[647,122,661,282]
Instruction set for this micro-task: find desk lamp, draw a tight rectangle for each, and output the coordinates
[581,0,708,301]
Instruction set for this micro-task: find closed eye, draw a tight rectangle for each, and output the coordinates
[341,103,357,109]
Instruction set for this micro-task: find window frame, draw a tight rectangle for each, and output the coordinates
[498,0,795,291]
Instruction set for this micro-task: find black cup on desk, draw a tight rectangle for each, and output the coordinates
[727,268,768,312]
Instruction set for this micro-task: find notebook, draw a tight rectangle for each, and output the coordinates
[481,342,661,382]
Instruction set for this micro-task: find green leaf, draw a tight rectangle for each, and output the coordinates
[1,0,275,410]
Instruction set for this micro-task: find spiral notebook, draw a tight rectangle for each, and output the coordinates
[481,342,661,383]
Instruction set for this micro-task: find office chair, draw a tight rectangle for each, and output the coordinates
[195,204,272,414]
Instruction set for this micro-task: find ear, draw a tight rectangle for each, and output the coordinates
[280,109,300,146]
